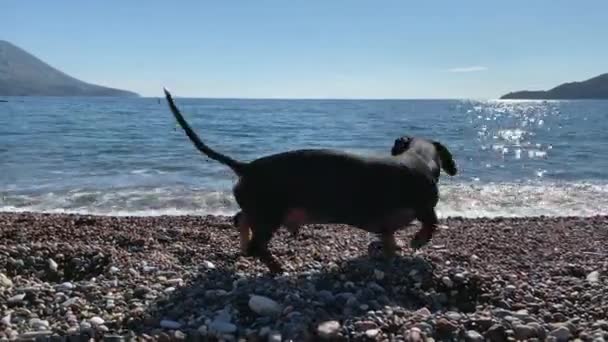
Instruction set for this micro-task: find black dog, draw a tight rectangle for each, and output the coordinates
[164,88,457,273]
[235,135,457,244]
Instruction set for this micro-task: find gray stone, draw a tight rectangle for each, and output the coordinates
[485,324,508,342]
[7,294,25,305]
[209,320,237,335]
[465,330,484,342]
[18,331,53,339]
[513,324,536,340]
[549,326,571,342]
[160,319,182,329]
[249,295,282,317]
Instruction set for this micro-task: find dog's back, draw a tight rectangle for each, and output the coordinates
[235,149,438,225]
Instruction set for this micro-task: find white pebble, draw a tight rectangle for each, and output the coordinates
[365,329,380,338]
[48,258,58,272]
[166,278,183,286]
[587,271,600,283]
[0,273,13,287]
[89,316,104,326]
[1,314,11,327]
[248,295,282,317]
[442,276,454,288]
[8,293,25,303]
[57,282,75,290]
[160,319,182,329]
[109,266,119,274]
[29,318,50,330]
[317,320,341,339]
[268,331,282,342]
[203,260,216,269]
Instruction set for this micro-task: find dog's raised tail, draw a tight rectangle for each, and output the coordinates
[163,87,246,176]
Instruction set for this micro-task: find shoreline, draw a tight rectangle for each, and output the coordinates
[1,211,607,341]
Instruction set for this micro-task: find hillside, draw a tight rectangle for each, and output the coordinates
[0,40,138,97]
[501,73,608,99]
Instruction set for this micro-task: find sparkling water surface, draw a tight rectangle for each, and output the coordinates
[1,96,607,217]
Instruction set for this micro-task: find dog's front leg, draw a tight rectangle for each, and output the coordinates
[410,207,438,249]
[381,232,399,259]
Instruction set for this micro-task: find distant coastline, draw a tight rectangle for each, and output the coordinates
[0,40,138,97]
[500,73,608,100]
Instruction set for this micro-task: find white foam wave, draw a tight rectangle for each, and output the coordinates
[2,182,608,218]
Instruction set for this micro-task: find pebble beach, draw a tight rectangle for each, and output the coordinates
[0,212,607,341]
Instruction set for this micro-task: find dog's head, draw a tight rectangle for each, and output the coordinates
[391,136,458,177]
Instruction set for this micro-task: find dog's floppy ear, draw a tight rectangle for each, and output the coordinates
[391,136,412,156]
[432,141,457,176]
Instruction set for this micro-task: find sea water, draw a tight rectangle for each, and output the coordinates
[1,97,607,217]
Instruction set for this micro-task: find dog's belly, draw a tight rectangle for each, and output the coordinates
[282,207,416,233]
[359,208,417,234]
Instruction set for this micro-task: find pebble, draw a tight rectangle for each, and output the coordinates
[18,331,53,339]
[442,276,454,288]
[405,327,424,342]
[248,295,282,317]
[374,269,385,280]
[267,331,282,342]
[513,324,536,340]
[160,319,182,329]
[57,282,75,291]
[0,273,12,287]
[203,260,216,269]
[317,320,341,339]
[208,320,237,334]
[549,326,571,342]
[1,314,11,326]
[486,324,507,341]
[587,271,600,283]
[465,330,484,342]
[414,307,432,317]
[365,329,380,339]
[90,316,105,326]
[29,318,50,330]
[48,258,58,272]
[166,278,183,286]
[7,293,25,304]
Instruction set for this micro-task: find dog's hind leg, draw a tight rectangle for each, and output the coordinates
[410,207,439,250]
[246,220,283,274]
[233,211,251,255]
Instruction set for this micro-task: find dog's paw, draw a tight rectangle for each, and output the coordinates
[268,263,284,275]
[409,234,432,250]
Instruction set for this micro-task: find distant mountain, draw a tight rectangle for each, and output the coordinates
[0,40,138,97]
[501,73,608,100]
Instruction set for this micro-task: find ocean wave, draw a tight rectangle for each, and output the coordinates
[2,182,608,218]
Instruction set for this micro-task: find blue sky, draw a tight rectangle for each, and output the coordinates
[3,0,607,99]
